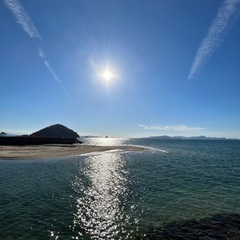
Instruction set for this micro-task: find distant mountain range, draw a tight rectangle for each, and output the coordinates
[147,135,239,140]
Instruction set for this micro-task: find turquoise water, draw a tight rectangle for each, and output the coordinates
[0,138,240,239]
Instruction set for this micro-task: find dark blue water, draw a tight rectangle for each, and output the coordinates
[0,138,240,239]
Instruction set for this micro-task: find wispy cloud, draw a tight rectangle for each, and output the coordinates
[139,124,206,132]
[4,0,42,39]
[5,0,66,91]
[188,0,240,80]
[37,48,66,90]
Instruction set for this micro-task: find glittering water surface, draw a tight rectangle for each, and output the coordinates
[0,139,240,239]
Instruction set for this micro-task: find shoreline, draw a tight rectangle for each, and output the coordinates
[0,144,146,160]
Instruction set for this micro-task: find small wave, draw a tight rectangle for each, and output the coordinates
[70,145,168,158]
[72,149,128,157]
[128,144,169,153]
[145,146,169,153]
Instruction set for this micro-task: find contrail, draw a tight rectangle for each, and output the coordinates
[188,0,240,80]
[37,47,66,91]
[5,0,66,91]
[4,0,42,39]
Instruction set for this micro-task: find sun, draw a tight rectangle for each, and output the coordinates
[90,59,118,86]
[102,70,113,81]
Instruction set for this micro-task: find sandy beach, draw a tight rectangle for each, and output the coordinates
[0,144,145,160]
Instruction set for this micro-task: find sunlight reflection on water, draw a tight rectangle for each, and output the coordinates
[71,152,135,239]
[78,137,128,146]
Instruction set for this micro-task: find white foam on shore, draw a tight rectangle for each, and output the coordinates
[71,146,146,158]
[69,144,168,158]
[127,145,169,154]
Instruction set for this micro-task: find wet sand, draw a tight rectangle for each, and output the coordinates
[0,144,145,160]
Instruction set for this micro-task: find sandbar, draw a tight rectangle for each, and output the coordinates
[0,144,145,160]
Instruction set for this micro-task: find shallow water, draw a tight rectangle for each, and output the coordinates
[0,138,240,239]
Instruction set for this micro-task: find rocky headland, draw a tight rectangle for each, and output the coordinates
[0,124,81,145]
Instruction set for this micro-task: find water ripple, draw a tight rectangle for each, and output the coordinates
[71,152,139,239]
[0,139,240,239]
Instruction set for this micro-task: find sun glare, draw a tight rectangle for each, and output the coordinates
[90,58,118,86]
[102,70,113,81]
[100,68,117,85]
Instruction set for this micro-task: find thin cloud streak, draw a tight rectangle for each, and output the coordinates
[139,124,206,132]
[188,0,240,80]
[5,0,66,91]
[37,48,66,90]
[4,0,42,39]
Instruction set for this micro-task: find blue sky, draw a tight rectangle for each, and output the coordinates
[1,0,240,138]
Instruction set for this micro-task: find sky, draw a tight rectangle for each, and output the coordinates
[1,0,240,138]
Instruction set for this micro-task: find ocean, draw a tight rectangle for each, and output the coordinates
[0,138,240,239]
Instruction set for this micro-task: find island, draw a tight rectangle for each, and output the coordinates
[0,124,145,159]
[0,124,81,145]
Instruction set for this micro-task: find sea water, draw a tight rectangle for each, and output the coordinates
[0,138,240,239]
